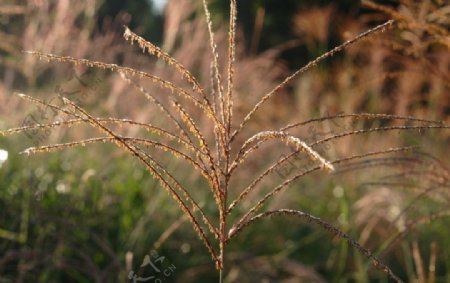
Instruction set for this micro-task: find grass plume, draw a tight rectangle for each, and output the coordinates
[4,1,449,281]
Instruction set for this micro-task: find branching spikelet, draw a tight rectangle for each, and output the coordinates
[59,96,220,262]
[123,26,207,98]
[231,147,418,226]
[26,51,227,140]
[227,209,403,283]
[0,99,203,156]
[311,125,450,147]
[172,101,223,203]
[202,0,225,124]
[14,92,82,119]
[2,117,199,153]
[335,156,425,175]
[136,145,220,240]
[13,92,224,264]
[21,139,104,155]
[10,2,446,278]
[174,101,210,156]
[21,137,211,179]
[1,119,84,136]
[281,113,444,132]
[227,146,418,213]
[120,73,220,181]
[232,131,335,173]
[119,73,194,144]
[140,150,220,240]
[121,29,225,136]
[230,20,395,142]
[24,52,209,112]
[226,0,237,135]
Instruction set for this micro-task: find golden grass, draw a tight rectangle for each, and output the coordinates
[2,1,450,281]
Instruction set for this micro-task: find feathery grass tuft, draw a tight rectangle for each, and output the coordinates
[6,1,449,281]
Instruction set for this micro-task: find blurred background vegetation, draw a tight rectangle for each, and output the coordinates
[1,0,449,282]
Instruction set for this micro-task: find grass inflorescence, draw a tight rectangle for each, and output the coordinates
[3,1,449,282]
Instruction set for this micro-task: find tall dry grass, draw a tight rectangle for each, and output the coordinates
[1,0,449,281]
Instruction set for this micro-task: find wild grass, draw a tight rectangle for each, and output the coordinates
[1,0,449,282]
